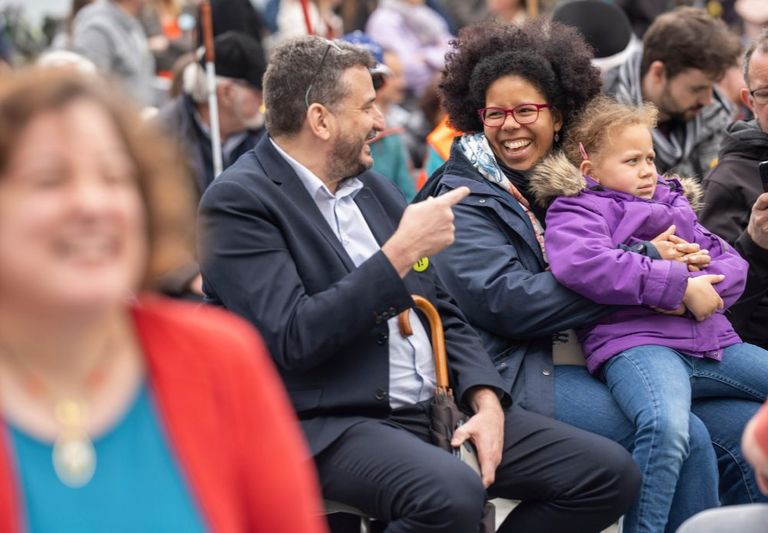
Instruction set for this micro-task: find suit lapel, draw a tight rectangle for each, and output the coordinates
[255,137,356,271]
[354,185,396,246]
[355,183,431,297]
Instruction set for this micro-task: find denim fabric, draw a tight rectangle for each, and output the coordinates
[554,365,718,533]
[602,343,768,533]
[693,398,768,506]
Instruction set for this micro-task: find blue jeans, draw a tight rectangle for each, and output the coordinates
[555,365,717,533]
[602,343,768,533]
[693,397,768,505]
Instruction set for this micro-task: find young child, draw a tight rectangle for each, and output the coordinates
[530,96,768,533]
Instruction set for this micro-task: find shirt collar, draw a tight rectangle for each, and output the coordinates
[269,137,363,200]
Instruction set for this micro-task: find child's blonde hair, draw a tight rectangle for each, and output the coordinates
[563,96,658,167]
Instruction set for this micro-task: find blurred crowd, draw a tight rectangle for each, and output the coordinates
[3,0,766,196]
[1,0,768,532]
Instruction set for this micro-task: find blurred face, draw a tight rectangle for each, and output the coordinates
[327,66,385,182]
[743,48,768,133]
[232,82,264,130]
[483,75,562,171]
[587,124,658,200]
[655,67,717,122]
[487,0,524,19]
[0,99,147,312]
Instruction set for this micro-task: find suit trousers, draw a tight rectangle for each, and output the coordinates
[316,400,640,533]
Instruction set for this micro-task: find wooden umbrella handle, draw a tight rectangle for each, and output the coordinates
[397,296,449,389]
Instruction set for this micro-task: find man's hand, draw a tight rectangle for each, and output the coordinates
[451,387,504,488]
[382,187,470,277]
[682,274,725,321]
[747,193,768,250]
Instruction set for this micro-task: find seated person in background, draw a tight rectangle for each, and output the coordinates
[155,30,265,298]
[198,35,640,533]
[604,7,740,179]
[0,69,325,533]
[728,193,768,351]
[701,28,768,349]
[71,0,156,106]
[531,96,768,532]
[156,30,266,198]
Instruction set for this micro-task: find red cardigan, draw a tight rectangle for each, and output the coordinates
[0,296,328,533]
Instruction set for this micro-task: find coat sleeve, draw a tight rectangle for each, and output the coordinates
[690,222,750,308]
[545,195,690,310]
[432,199,612,340]
[198,179,413,372]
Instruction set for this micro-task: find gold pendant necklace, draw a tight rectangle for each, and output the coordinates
[51,400,96,488]
[0,336,117,488]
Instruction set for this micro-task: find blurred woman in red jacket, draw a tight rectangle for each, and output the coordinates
[0,68,327,533]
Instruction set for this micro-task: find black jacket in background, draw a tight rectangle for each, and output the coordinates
[701,119,768,348]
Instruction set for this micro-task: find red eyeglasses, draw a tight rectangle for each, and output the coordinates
[477,103,551,127]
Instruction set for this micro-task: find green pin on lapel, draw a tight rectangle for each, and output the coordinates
[413,257,429,272]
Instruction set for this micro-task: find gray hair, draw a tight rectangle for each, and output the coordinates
[744,28,768,88]
[263,36,374,137]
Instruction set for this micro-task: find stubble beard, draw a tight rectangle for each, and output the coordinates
[327,132,371,185]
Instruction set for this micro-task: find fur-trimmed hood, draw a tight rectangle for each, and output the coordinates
[528,152,703,212]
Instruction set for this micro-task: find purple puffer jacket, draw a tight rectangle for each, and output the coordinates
[529,153,748,374]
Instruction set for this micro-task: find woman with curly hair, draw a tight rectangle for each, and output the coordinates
[416,19,764,531]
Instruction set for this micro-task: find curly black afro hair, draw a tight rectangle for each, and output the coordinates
[440,19,602,136]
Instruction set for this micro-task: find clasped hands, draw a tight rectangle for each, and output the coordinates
[650,225,724,322]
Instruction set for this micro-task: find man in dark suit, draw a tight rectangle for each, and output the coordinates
[198,36,639,532]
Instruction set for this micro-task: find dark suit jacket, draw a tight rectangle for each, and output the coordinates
[198,135,509,455]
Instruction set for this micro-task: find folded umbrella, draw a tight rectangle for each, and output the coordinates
[399,295,495,533]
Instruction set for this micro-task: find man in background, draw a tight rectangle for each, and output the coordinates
[604,7,740,178]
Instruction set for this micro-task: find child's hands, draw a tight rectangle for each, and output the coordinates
[650,225,711,271]
[668,233,711,271]
[650,225,682,259]
[680,250,710,272]
[651,304,686,316]
[682,274,725,321]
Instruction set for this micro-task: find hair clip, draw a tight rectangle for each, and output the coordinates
[578,142,589,161]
